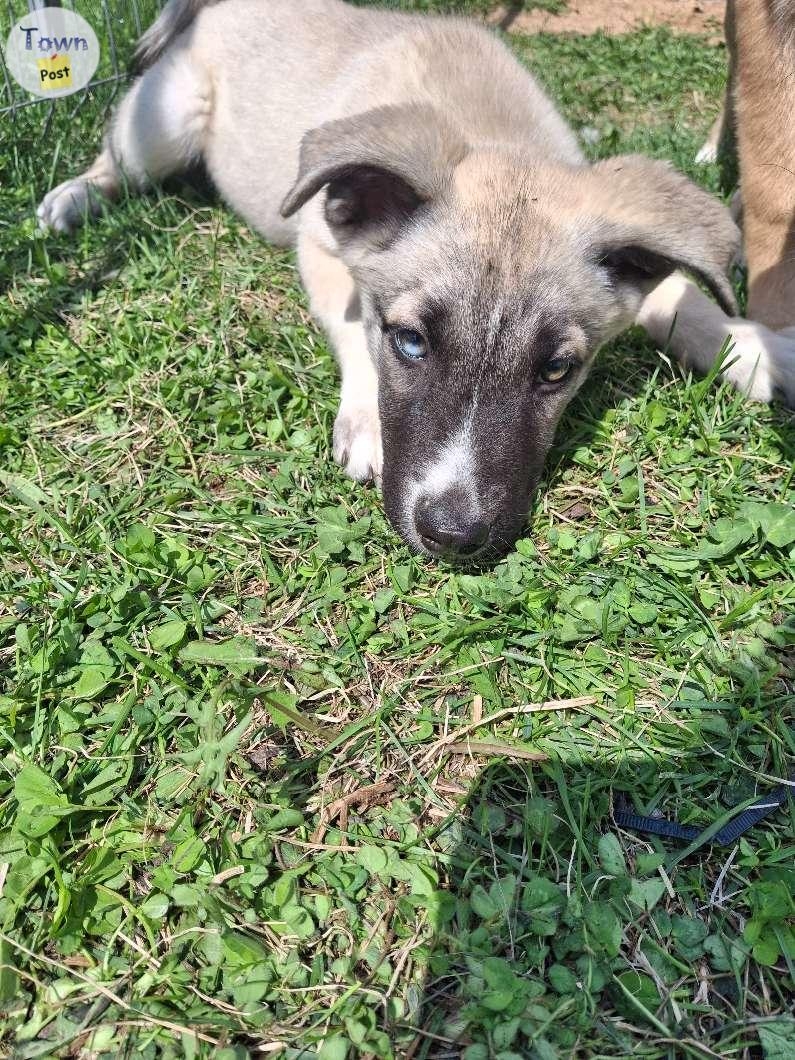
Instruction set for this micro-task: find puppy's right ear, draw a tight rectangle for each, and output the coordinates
[585,156,741,314]
[281,104,468,247]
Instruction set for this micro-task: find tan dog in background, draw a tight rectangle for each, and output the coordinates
[641,0,795,397]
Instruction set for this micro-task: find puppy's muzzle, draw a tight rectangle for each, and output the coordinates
[414,488,493,558]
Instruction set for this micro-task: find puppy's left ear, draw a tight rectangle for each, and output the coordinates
[280,104,468,248]
[586,156,741,314]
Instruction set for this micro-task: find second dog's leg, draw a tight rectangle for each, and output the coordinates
[694,108,726,166]
[696,0,737,185]
[38,45,211,233]
[637,273,795,406]
[298,236,383,484]
[733,0,795,329]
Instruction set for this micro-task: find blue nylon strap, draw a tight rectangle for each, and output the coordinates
[613,776,794,847]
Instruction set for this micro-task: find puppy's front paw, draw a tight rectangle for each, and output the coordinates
[37,178,103,234]
[333,404,383,484]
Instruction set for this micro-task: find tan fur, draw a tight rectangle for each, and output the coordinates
[733,0,795,328]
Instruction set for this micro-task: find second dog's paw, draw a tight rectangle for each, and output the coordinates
[37,178,103,234]
[695,141,719,165]
[724,326,795,408]
[333,404,383,484]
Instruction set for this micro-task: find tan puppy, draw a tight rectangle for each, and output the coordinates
[641,0,795,398]
[35,0,786,559]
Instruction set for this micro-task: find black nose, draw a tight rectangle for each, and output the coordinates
[415,493,491,557]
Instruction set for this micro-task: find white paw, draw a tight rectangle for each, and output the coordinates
[723,325,795,407]
[333,404,383,484]
[37,178,103,234]
[695,141,719,165]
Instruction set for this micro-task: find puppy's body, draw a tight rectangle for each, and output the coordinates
[43,0,582,241]
[38,0,781,558]
[205,2,583,243]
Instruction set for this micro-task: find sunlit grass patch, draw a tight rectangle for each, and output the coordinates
[0,10,793,1060]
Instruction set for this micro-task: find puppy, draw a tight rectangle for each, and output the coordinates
[642,0,795,401]
[38,0,771,560]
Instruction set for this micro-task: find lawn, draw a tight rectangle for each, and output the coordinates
[1,2,794,1058]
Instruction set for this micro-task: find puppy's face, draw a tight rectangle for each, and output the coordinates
[357,158,638,558]
[283,108,739,560]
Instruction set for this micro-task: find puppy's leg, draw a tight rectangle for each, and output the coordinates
[38,46,211,234]
[298,236,382,483]
[637,273,795,406]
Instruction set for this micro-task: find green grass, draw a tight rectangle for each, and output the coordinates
[1,9,794,1060]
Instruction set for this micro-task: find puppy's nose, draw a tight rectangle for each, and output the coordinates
[415,493,491,557]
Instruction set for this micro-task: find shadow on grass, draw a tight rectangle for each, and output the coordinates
[398,618,794,1058]
[405,692,794,1058]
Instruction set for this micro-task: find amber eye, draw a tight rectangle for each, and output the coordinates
[539,356,576,385]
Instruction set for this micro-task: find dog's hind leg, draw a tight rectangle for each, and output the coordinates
[38,45,211,234]
[695,0,737,183]
[695,108,726,167]
[733,0,795,330]
[298,235,383,484]
[637,273,795,407]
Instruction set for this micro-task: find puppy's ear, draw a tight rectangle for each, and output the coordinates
[585,156,741,314]
[281,104,468,246]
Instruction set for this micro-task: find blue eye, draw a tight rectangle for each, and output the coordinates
[391,327,428,362]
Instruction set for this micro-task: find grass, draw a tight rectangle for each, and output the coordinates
[1,6,794,1060]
